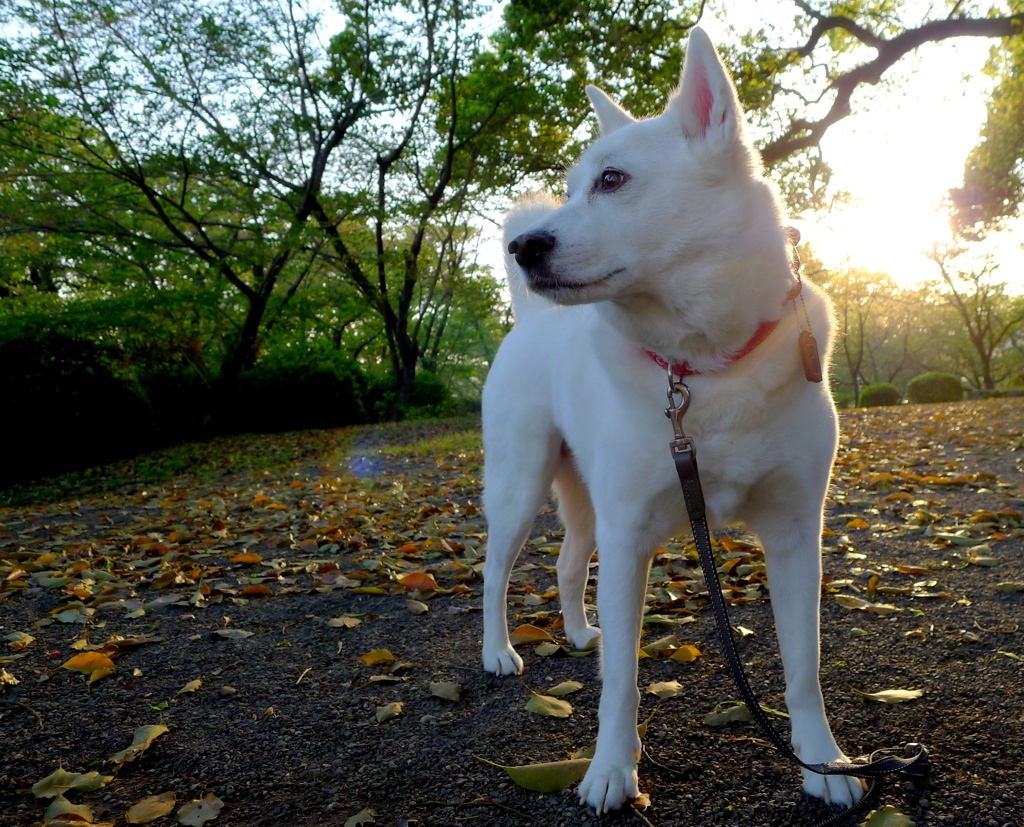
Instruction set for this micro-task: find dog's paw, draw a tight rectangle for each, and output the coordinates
[578,759,640,813]
[802,768,866,808]
[481,643,523,676]
[565,623,600,651]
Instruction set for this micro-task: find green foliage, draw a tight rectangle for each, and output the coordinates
[906,372,964,404]
[0,330,156,484]
[858,383,902,408]
[952,36,1024,235]
[234,348,369,433]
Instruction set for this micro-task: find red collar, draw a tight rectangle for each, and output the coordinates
[643,318,781,377]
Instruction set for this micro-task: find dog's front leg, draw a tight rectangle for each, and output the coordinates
[759,517,866,807]
[578,540,653,812]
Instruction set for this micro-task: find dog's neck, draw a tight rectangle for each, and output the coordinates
[598,248,795,373]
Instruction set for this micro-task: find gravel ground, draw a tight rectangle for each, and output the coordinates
[1,400,1023,827]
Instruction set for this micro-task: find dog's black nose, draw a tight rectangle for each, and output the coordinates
[508,232,556,268]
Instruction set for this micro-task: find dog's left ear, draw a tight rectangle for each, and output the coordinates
[667,27,745,146]
[586,85,636,136]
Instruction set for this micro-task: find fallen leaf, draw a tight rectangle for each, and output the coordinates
[344,808,377,827]
[475,755,591,792]
[859,804,915,826]
[405,599,429,615]
[62,651,115,684]
[647,680,683,698]
[704,703,753,727]
[509,625,554,646]
[834,595,902,616]
[429,681,461,701]
[398,571,438,591]
[177,679,202,694]
[546,680,584,696]
[5,631,35,650]
[176,793,224,826]
[357,649,395,666]
[126,792,176,823]
[670,644,703,662]
[327,616,362,628]
[107,724,169,766]
[375,702,404,722]
[854,687,924,704]
[32,768,113,798]
[44,795,94,823]
[524,691,573,718]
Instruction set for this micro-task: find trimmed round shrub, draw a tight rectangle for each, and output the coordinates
[907,371,964,404]
[858,383,901,408]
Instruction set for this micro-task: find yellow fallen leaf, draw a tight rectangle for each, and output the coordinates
[647,680,683,698]
[177,793,224,826]
[546,681,584,696]
[846,518,870,530]
[126,791,176,823]
[344,808,378,827]
[32,768,113,798]
[475,754,591,792]
[854,687,924,704]
[670,644,703,662]
[44,795,94,823]
[62,651,115,684]
[108,724,169,766]
[429,681,462,701]
[357,649,395,666]
[375,702,404,722]
[524,691,572,718]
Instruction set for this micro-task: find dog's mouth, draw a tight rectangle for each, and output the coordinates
[526,265,626,298]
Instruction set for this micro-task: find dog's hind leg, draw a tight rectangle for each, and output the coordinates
[553,456,600,650]
[481,430,561,677]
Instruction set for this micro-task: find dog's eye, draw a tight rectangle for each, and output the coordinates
[597,169,627,192]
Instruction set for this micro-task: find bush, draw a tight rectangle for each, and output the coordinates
[0,330,157,484]
[907,372,964,404]
[234,349,369,433]
[859,383,902,408]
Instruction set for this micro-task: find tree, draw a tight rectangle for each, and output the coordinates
[927,244,1024,390]
[951,34,1024,236]
[496,0,1024,208]
[0,0,545,418]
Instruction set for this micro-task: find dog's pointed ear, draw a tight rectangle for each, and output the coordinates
[667,27,744,144]
[586,85,635,136]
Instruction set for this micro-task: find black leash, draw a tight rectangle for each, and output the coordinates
[664,380,929,822]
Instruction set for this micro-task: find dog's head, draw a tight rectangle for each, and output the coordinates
[508,27,774,308]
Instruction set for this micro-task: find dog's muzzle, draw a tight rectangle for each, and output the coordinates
[508,231,556,269]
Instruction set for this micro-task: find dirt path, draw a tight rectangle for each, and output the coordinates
[1,401,1023,827]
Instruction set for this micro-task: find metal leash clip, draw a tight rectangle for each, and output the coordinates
[664,373,693,456]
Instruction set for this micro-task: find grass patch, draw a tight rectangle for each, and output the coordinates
[376,428,482,458]
[0,428,356,508]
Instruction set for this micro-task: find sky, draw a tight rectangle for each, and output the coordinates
[482,2,1022,294]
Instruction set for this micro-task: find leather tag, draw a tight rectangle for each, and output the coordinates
[799,331,822,383]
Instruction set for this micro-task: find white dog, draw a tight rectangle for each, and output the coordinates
[480,27,865,813]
